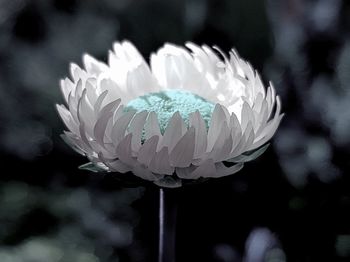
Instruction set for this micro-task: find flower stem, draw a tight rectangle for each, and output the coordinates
[158,187,178,262]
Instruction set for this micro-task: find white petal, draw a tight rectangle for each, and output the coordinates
[241,101,254,131]
[150,53,166,88]
[215,162,244,178]
[133,164,160,181]
[230,122,255,158]
[105,159,131,173]
[176,165,196,179]
[185,42,212,72]
[94,90,109,115]
[70,63,83,81]
[128,110,148,152]
[74,78,83,97]
[56,104,79,134]
[149,146,174,175]
[207,104,227,152]
[253,72,266,97]
[137,135,159,166]
[210,121,233,162]
[253,92,264,113]
[250,114,284,150]
[253,96,282,142]
[150,44,183,89]
[243,122,255,150]
[169,127,195,167]
[126,63,159,95]
[85,80,98,106]
[189,110,207,158]
[230,114,243,150]
[67,93,78,124]
[111,110,136,146]
[265,85,274,113]
[117,41,143,62]
[97,76,127,106]
[159,112,186,152]
[100,99,121,117]
[83,54,108,75]
[61,132,84,155]
[94,111,113,147]
[94,100,120,141]
[229,112,241,132]
[79,122,93,151]
[221,105,231,122]
[112,104,125,124]
[202,45,222,74]
[104,113,115,144]
[151,44,205,91]
[254,100,269,136]
[227,143,269,163]
[163,55,182,88]
[116,133,135,166]
[145,111,162,140]
[60,78,74,103]
[77,89,95,135]
[190,158,216,179]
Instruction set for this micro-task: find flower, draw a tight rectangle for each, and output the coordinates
[57,41,283,187]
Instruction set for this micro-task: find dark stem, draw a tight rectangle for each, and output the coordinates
[158,188,178,262]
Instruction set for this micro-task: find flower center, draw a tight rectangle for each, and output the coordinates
[124,89,215,134]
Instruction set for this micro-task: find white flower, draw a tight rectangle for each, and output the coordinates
[57,41,283,187]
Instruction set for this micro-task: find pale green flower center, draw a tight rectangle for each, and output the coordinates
[124,89,215,134]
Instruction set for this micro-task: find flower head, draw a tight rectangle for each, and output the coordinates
[57,41,283,187]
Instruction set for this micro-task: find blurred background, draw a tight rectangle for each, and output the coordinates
[0,0,350,261]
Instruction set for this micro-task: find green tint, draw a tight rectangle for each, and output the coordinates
[124,89,215,134]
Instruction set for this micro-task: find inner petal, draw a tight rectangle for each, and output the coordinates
[124,89,215,134]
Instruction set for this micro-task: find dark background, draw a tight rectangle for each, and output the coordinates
[1,0,350,261]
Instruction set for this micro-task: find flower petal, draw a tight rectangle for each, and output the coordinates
[56,104,79,134]
[111,110,136,146]
[83,53,108,75]
[116,133,135,166]
[215,162,244,178]
[207,104,228,152]
[128,110,148,152]
[209,121,233,162]
[176,165,196,179]
[133,163,161,181]
[190,158,216,179]
[169,127,195,167]
[94,90,109,115]
[241,101,254,131]
[60,78,74,103]
[70,63,84,82]
[61,131,85,155]
[94,111,113,147]
[250,113,284,150]
[149,146,174,175]
[189,110,207,158]
[159,112,186,152]
[145,111,162,140]
[105,159,132,173]
[230,122,255,158]
[79,122,93,152]
[137,135,160,166]
[227,143,270,163]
